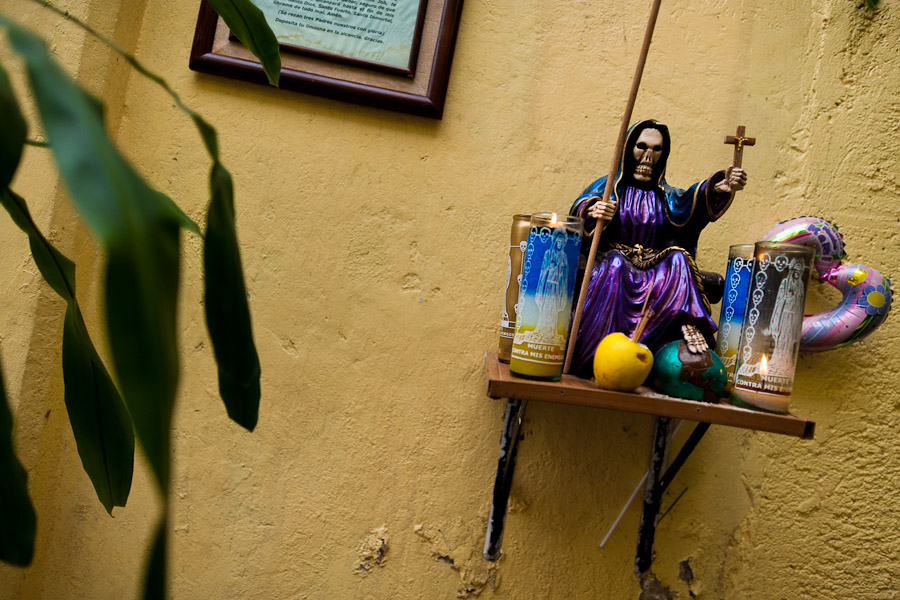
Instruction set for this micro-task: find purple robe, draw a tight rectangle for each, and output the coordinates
[568,120,733,379]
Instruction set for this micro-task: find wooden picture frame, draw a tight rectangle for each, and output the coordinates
[189,0,464,119]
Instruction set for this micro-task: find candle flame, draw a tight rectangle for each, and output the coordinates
[550,212,558,226]
[760,355,768,377]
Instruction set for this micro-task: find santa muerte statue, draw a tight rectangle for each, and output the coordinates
[567,119,748,379]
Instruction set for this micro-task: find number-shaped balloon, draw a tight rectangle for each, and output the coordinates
[763,217,892,352]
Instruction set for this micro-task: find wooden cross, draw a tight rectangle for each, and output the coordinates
[724,125,756,168]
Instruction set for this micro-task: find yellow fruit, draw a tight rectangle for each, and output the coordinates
[593,332,654,392]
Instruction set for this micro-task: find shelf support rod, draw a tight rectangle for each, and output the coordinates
[635,416,671,573]
[483,398,528,561]
[635,418,710,573]
[659,422,710,494]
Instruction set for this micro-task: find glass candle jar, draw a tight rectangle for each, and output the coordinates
[715,244,755,385]
[509,213,584,381]
[731,242,815,413]
[498,214,531,363]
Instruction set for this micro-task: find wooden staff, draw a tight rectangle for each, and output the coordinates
[563,0,664,374]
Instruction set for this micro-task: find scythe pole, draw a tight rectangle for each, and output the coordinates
[563,0,664,374]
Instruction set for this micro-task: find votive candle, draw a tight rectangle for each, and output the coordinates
[731,242,814,413]
[715,244,755,385]
[510,213,584,381]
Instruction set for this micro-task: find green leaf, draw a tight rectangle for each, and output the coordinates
[0,357,36,567]
[157,190,201,237]
[0,189,76,301]
[191,114,220,161]
[1,188,134,514]
[62,306,134,512]
[3,19,178,492]
[3,20,123,240]
[204,164,261,430]
[191,113,262,431]
[142,517,167,600]
[206,0,281,86]
[0,60,27,190]
[104,217,180,491]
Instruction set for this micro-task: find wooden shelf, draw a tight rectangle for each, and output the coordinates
[484,353,815,439]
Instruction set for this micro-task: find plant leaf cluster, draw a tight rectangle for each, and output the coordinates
[0,0,281,596]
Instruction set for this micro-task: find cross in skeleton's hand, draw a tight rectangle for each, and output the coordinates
[724,125,756,168]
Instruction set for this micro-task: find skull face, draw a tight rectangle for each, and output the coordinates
[631,128,664,183]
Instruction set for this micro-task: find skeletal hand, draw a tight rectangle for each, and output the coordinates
[714,166,747,193]
[587,196,617,221]
[681,324,709,354]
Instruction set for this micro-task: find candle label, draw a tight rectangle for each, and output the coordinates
[499,215,531,362]
[500,243,526,333]
[510,225,581,376]
[715,248,754,384]
[734,249,812,397]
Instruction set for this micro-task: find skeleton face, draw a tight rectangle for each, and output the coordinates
[632,129,664,183]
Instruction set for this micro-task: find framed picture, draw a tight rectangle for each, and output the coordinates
[189,0,464,118]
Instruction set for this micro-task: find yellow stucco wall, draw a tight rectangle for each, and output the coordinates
[1,0,899,597]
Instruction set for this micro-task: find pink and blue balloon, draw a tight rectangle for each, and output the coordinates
[763,216,892,352]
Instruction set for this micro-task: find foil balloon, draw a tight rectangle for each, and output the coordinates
[763,216,892,352]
